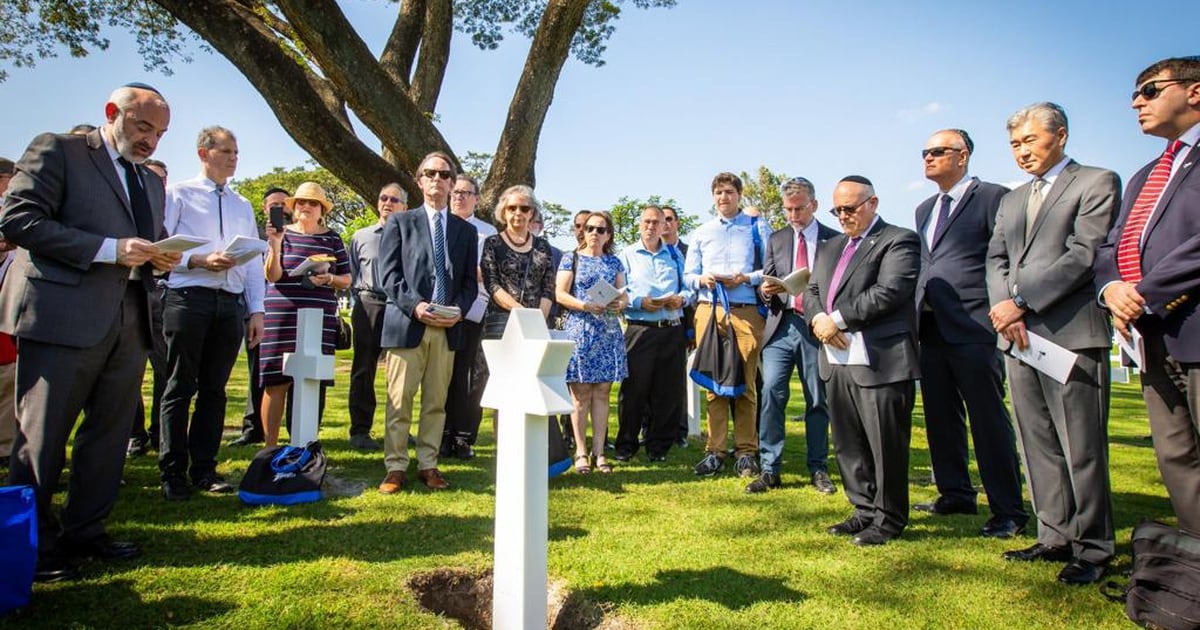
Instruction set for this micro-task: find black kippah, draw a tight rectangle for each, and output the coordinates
[839,175,873,186]
[122,82,162,96]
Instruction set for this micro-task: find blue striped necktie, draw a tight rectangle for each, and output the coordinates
[433,212,448,304]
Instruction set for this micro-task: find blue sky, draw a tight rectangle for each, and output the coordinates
[2,1,1196,237]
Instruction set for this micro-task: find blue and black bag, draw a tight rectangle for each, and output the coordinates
[0,485,37,615]
[238,442,326,505]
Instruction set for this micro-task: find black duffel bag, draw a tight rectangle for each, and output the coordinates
[689,284,745,398]
[1104,520,1200,629]
[238,442,327,505]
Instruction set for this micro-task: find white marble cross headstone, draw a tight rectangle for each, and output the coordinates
[282,307,335,446]
[480,308,575,630]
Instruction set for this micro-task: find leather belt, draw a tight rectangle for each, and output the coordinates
[627,318,681,328]
[357,289,387,300]
[170,286,240,299]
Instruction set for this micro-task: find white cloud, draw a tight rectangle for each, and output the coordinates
[906,179,928,191]
[897,101,945,123]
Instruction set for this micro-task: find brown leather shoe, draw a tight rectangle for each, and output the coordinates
[378,470,406,494]
[417,468,450,490]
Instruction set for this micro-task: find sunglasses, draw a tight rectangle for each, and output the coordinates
[829,197,873,217]
[584,225,609,235]
[921,146,964,159]
[1132,78,1196,101]
[378,195,404,204]
[507,205,534,214]
[422,168,454,180]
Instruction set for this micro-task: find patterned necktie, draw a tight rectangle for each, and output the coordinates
[930,193,953,246]
[825,237,861,313]
[1024,178,1045,239]
[432,211,449,305]
[1116,139,1185,283]
[792,232,808,312]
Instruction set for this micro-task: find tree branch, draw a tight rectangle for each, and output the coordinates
[273,0,453,175]
[151,0,413,201]
[483,0,589,212]
[379,0,424,88]
[410,0,451,114]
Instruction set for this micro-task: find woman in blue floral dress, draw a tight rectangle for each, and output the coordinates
[556,211,628,474]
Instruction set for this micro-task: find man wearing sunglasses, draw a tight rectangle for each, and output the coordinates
[912,130,1027,540]
[804,175,920,546]
[1095,56,1200,537]
[377,152,478,492]
[684,172,772,479]
[986,102,1120,585]
[346,183,408,451]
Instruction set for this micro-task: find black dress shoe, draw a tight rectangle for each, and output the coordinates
[613,450,635,463]
[1002,543,1071,563]
[827,515,872,536]
[194,474,234,494]
[34,555,80,582]
[1057,558,1107,585]
[452,439,475,460]
[913,496,978,515]
[126,438,147,458]
[227,434,263,447]
[745,472,782,494]
[852,527,894,546]
[811,471,837,495]
[63,534,142,561]
[161,475,192,501]
[980,517,1026,539]
[647,452,668,463]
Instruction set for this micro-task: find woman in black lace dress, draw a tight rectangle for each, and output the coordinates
[479,184,556,338]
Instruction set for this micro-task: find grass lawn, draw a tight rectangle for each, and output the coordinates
[1,349,1169,629]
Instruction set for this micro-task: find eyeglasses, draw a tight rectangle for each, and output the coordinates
[921,146,964,159]
[1132,78,1197,101]
[421,169,454,180]
[378,195,404,204]
[507,205,533,214]
[584,225,609,235]
[451,189,476,197]
[829,197,873,217]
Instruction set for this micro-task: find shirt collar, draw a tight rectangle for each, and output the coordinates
[1176,122,1200,151]
[941,174,973,201]
[1038,156,1071,185]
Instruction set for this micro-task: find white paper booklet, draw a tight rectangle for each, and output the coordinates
[584,278,620,306]
[292,254,335,276]
[823,330,869,366]
[153,234,210,253]
[1009,331,1079,385]
[223,235,269,265]
[426,303,462,319]
[1115,327,1145,370]
[762,268,811,296]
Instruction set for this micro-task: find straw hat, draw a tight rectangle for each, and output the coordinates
[285,181,333,213]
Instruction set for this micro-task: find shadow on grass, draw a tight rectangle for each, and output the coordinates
[1,579,231,629]
[118,513,492,569]
[581,566,805,610]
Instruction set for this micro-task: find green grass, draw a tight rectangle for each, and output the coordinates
[1,351,1169,629]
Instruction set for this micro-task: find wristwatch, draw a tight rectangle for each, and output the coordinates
[1012,294,1029,310]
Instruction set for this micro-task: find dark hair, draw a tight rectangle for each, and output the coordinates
[416,151,457,177]
[949,129,974,154]
[263,186,290,200]
[68,123,97,136]
[711,172,743,194]
[578,211,616,254]
[1137,56,1200,86]
[839,175,874,187]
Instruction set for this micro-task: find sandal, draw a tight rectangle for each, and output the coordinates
[594,455,613,474]
[574,454,591,475]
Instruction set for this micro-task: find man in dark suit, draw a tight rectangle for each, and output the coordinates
[377,151,478,493]
[0,84,180,581]
[987,102,1120,585]
[1095,56,1200,536]
[804,175,921,546]
[912,129,1027,538]
[751,176,839,495]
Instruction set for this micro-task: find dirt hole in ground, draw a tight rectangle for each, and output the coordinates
[407,568,637,630]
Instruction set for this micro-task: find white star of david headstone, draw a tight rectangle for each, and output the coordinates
[479,308,575,630]
[282,308,335,446]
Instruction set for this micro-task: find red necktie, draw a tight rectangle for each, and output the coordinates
[793,233,808,312]
[1116,139,1184,283]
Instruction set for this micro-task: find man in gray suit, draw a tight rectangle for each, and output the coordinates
[986,102,1120,585]
[0,84,180,581]
[804,175,921,546]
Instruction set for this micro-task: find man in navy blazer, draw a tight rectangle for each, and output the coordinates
[804,176,921,546]
[1095,56,1200,535]
[377,152,478,493]
[912,129,1027,539]
[751,176,839,495]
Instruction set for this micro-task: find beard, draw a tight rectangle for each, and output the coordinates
[109,118,150,164]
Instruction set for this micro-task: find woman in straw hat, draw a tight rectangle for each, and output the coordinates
[260,181,351,446]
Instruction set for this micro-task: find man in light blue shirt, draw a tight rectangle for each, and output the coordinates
[683,172,771,478]
[615,205,692,462]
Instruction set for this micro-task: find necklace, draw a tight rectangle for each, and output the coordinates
[505,230,531,247]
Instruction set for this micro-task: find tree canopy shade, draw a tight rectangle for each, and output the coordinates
[1,0,674,218]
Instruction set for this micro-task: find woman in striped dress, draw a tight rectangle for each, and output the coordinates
[260,182,351,446]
